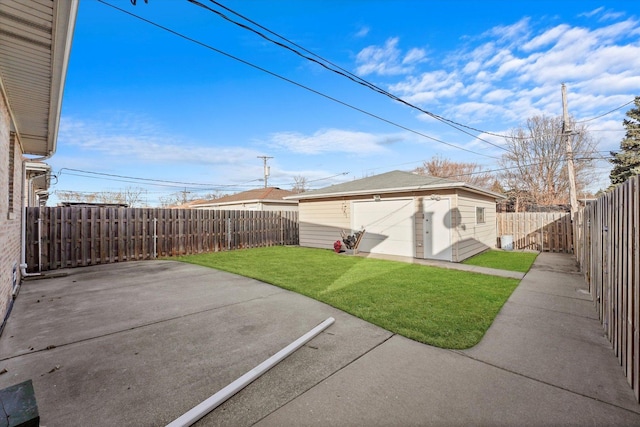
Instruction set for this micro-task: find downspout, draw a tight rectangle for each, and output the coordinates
[19,155,53,281]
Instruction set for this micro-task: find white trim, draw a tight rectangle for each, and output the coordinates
[288,183,504,201]
[192,199,298,208]
[48,0,79,156]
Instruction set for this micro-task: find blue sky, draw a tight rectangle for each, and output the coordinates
[51,0,640,206]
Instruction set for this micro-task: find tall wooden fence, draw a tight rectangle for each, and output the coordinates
[496,212,573,253]
[25,207,299,272]
[575,175,639,401]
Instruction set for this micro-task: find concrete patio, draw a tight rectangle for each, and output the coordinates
[0,253,638,426]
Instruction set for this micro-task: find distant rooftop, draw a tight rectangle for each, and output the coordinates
[189,187,298,207]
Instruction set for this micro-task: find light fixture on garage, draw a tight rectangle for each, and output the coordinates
[430,194,441,201]
[373,195,381,201]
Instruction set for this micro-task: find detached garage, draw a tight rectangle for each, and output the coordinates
[286,170,505,262]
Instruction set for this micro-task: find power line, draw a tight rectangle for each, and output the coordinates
[56,168,265,190]
[58,168,214,186]
[435,156,604,180]
[188,0,510,151]
[57,164,352,193]
[575,99,636,123]
[97,0,500,160]
[56,172,197,189]
[191,2,640,143]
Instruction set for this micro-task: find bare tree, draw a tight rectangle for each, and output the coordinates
[413,156,495,190]
[292,175,309,193]
[55,190,93,204]
[96,191,124,205]
[200,190,228,200]
[499,115,597,209]
[92,187,147,207]
[56,187,147,207]
[158,189,198,207]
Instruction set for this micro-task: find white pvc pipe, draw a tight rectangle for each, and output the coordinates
[20,171,46,279]
[37,217,42,272]
[166,317,335,427]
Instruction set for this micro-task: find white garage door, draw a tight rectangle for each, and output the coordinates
[352,199,415,257]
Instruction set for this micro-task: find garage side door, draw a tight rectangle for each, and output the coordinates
[352,199,415,257]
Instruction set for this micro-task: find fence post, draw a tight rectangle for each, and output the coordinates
[152,218,157,259]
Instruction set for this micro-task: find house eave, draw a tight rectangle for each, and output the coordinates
[0,0,79,156]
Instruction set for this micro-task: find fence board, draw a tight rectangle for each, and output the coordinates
[26,207,299,271]
[496,212,572,253]
[576,175,640,402]
[634,176,640,400]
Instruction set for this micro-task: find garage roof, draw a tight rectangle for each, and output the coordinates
[0,0,78,156]
[287,170,505,200]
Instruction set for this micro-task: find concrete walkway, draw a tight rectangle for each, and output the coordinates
[358,251,526,279]
[256,253,640,426]
[0,253,638,426]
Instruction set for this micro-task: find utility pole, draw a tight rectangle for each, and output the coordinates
[561,84,579,220]
[180,188,191,205]
[257,156,273,188]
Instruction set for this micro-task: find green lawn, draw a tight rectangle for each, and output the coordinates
[462,249,539,273]
[175,246,520,349]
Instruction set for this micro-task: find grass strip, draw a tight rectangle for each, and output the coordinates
[462,249,538,273]
[176,246,520,349]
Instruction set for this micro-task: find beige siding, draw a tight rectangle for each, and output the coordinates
[454,190,497,261]
[299,199,351,249]
[299,189,498,261]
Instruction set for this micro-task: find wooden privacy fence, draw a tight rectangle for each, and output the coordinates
[25,207,299,272]
[496,212,573,253]
[575,175,639,401]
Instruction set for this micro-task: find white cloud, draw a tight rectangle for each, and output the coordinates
[522,24,570,51]
[355,37,426,76]
[483,17,531,46]
[268,128,402,154]
[579,7,604,18]
[58,116,259,165]
[462,61,481,74]
[483,89,513,103]
[403,47,427,64]
[601,11,626,21]
[355,26,370,38]
[376,11,639,137]
[389,70,465,104]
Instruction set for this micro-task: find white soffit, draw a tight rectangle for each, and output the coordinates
[0,0,77,155]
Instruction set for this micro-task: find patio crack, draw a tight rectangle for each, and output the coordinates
[452,351,640,416]
[506,300,600,321]
[0,396,8,427]
[517,287,593,302]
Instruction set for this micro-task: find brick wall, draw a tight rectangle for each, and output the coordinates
[0,92,23,323]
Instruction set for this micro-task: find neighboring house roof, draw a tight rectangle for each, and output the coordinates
[0,0,78,156]
[286,170,505,200]
[25,161,51,193]
[59,202,129,208]
[189,187,299,208]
